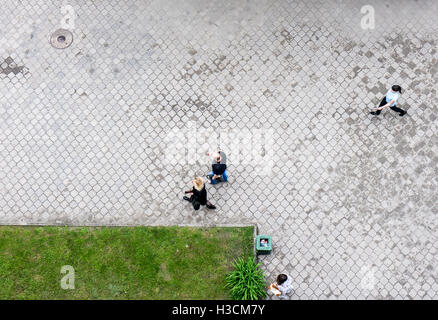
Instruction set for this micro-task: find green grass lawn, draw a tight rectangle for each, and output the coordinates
[0,226,254,299]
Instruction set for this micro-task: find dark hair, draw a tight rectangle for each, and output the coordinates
[277,274,287,285]
[392,85,402,93]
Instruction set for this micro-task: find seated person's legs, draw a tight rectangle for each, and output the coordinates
[208,171,218,184]
[222,170,228,182]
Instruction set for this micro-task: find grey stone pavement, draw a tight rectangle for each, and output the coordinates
[0,0,437,299]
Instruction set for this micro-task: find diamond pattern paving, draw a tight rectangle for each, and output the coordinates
[0,0,437,299]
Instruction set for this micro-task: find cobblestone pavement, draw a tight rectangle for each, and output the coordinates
[1,0,437,299]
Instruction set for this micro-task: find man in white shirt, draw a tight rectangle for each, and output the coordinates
[370,85,406,116]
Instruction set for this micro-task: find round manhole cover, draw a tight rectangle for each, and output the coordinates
[50,29,73,49]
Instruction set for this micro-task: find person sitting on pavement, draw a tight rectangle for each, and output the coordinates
[274,274,293,300]
[206,151,228,184]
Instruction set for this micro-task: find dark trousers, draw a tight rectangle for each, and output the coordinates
[185,195,210,210]
[186,195,202,210]
[374,97,406,115]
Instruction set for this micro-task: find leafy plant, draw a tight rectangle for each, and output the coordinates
[225,257,267,300]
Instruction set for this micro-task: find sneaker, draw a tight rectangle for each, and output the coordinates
[399,111,407,117]
[183,196,190,201]
[370,112,377,115]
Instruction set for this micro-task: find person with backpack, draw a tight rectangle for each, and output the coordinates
[183,177,216,210]
[206,151,228,184]
[370,85,407,116]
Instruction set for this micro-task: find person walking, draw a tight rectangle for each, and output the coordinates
[370,85,407,116]
[206,151,228,184]
[183,177,216,210]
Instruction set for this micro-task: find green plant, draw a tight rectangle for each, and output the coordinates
[225,257,267,300]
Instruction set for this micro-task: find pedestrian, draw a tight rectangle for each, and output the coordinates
[206,151,228,184]
[183,177,216,210]
[370,85,407,116]
[268,274,293,300]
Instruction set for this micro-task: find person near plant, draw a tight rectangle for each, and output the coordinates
[370,85,406,116]
[269,274,293,299]
[183,177,216,210]
[206,150,228,184]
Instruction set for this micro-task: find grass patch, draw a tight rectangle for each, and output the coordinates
[0,226,254,299]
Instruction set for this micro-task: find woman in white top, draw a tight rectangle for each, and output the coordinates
[370,85,406,116]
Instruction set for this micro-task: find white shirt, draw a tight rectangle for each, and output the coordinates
[277,275,293,295]
[385,89,400,106]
